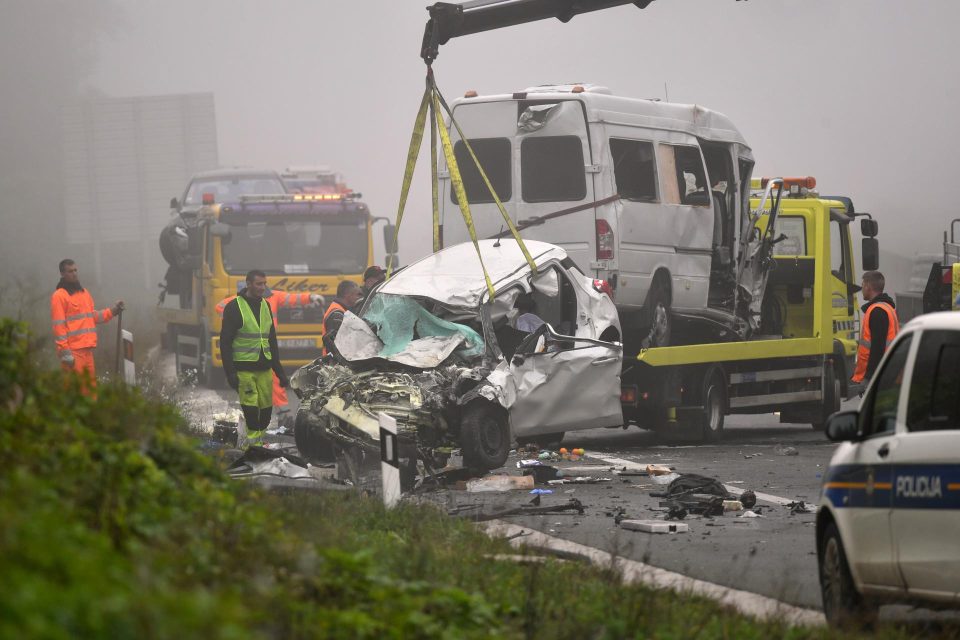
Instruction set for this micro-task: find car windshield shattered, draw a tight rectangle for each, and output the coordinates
[289,239,623,483]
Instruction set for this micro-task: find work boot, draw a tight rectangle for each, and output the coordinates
[245,429,265,449]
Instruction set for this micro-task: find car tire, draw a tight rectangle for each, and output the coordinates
[641,277,672,349]
[460,401,510,472]
[294,407,336,463]
[819,521,878,628]
[516,432,565,450]
[811,362,841,431]
[693,367,726,443]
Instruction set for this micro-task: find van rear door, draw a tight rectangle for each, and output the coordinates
[444,99,597,272]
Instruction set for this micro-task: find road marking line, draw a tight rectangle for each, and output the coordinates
[482,520,824,627]
[587,453,802,507]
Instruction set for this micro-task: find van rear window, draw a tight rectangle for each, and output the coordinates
[452,138,512,204]
[521,136,586,203]
[610,139,657,201]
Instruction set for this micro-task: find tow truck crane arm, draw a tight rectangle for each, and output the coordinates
[421,0,655,62]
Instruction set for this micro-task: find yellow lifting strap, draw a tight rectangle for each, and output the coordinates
[386,68,536,302]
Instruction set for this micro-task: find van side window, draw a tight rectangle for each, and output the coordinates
[521,136,586,203]
[609,139,657,201]
[452,138,512,204]
[907,330,960,431]
[859,334,912,436]
[658,144,709,206]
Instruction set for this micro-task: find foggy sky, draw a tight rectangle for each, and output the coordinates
[8,0,960,296]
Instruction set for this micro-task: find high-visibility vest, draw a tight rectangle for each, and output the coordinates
[852,301,899,383]
[321,301,347,356]
[233,296,273,362]
[51,287,114,357]
[216,291,311,327]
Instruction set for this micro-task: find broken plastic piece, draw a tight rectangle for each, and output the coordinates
[621,519,689,534]
[529,488,554,495]
[466,474,535,492]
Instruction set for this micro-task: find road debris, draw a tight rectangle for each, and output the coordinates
[786,500,814,515]
[523,465,561,483]
[621,519,689,534]
[740,510,762,518]
[547,476,611,485]
[646,463,674,475]
[451,498,586,522]
[775,445,800,456]
[465,474,535,492]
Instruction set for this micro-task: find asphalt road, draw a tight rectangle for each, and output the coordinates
[438,408,845,611]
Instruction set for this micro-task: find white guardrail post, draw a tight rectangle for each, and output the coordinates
[379,412,401,508]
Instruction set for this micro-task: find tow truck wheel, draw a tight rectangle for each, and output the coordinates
[460,401,510,472]
[819,522,878,628]
[811,363,840,431]
[294,408,336,463]
[698,367,726,442]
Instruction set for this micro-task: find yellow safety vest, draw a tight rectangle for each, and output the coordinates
[233,296,273,362]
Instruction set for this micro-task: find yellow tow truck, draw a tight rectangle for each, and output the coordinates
[158,192,394,387]
[620,177,880,438]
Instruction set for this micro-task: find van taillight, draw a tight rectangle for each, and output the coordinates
[596,219,614,260]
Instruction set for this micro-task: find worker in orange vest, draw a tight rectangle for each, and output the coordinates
[851,270,900,384]
[322,281,362,356]
[50,259,124,386]
[216,287,323,423]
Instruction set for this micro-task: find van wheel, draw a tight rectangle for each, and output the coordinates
[819,522,878,628]
[641,278,672,349]
[696,367,726,442]
[460,401,510,472]
[812,363,840,431]
[294,408,336,463]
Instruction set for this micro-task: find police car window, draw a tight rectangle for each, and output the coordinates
[521,136,586,203]
[609,139,657,201]
[907,331,960,431]
[773,217,806,256]
[452,138,512,205]
[861,334,912,436]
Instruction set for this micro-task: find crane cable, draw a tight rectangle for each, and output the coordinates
[386,67,536,301]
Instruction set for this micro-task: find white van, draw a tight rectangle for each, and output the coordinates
[439,84,759,349]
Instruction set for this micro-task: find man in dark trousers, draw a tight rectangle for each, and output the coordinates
[851,270,900,385]
[220,270,289,443]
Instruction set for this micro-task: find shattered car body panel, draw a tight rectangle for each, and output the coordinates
[291,240,623,471]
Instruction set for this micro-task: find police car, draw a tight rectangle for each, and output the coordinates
[817,311,960,627]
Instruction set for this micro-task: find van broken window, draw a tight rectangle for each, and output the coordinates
[521,136,585,203]
[659,144,709,207]
[610,138,657,201]
[452,137,511,204]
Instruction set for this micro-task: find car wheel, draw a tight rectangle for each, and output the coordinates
[294,407,336,463]
[694,367,726,443]
[641,278,672,349]
[460,401,510,472]
[516,432,565,451]
[812,363,841,431]
[819,521,878,628]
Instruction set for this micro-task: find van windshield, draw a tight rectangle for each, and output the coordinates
[220,215,368,275]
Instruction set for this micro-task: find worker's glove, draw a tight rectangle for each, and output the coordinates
[112,300,125,315]
[277,374,290,389]
[226,372,239,390]
[308,294,325,308]
[60,351,75,368]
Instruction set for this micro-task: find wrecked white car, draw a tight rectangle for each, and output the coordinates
[290,239,623,473]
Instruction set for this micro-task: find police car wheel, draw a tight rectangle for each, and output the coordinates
[460,401,510,472]
[819,522,877,628]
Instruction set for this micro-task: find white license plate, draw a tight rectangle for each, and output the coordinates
[279,338,316,349]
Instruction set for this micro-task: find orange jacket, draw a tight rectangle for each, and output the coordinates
[51,286,114,357]
[215,290,312,327]
[852,301,899,383]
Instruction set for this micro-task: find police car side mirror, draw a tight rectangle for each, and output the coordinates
[825,410,859,442]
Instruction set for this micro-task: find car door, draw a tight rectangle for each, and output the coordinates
[890,328,960,597]
[508,325,623,438]
[842,333,914,589]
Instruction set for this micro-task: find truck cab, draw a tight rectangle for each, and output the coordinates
[159,189,394,386]
[438,84,757,349]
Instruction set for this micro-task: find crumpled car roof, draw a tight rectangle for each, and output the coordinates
[380,239,566,307]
